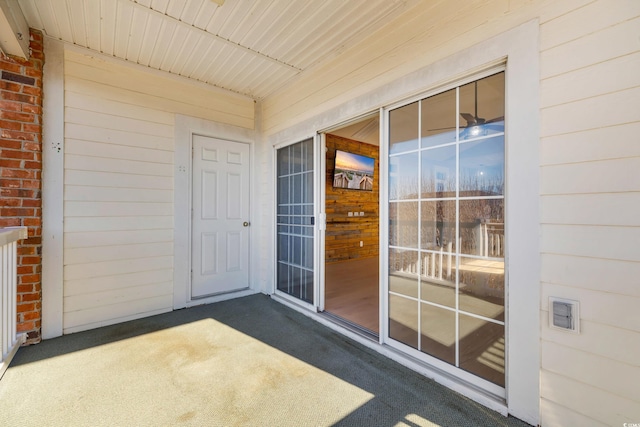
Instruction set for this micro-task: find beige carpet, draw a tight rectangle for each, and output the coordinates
[0,294,529,427]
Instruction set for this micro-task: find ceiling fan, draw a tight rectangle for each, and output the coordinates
[426,80,503,135]
[458,80,503,135]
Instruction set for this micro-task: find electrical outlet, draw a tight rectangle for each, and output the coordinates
[360,212,364,216]
[347,212,353,217]
[360,241,363,247]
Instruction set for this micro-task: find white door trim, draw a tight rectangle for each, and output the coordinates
[174,115,256,309]
[316,133,326,312]
[41,38,65,339]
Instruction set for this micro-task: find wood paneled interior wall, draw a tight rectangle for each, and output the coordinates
[325,134,379,263]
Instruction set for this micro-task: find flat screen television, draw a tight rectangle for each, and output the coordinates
[333,150,375,191]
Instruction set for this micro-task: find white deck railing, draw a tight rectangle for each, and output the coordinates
[391,222,505,282]
[0,227,28,379]
[477,222,504,258]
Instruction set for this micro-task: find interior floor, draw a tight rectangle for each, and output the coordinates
[325,257,380,334]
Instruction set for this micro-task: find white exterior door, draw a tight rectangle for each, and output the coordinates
[191,135,250,298]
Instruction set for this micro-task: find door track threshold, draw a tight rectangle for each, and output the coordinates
[319,311,379,342]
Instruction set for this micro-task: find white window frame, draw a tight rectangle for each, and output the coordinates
[380,66,507,399]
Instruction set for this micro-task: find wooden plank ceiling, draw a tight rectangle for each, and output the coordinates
[18,0,417,99]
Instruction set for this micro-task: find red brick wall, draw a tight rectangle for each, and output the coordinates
[0,30,44,344]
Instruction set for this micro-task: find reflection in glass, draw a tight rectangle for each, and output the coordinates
[389,152,419,200]
[459,314,505,387]
[421,200,456,251]
[420,276,455,308]
[459,72,505,141]
[389,202,418,248]
[420,303,455,364]
[458,199,504,257]
[387,72,506,388]
[389,294,418,349]
[389,248,419,298]
[458,256,504,320]
[459,136,504,197]
[420,145,456,198]
[390,102,419,154]
[421,88,456,148]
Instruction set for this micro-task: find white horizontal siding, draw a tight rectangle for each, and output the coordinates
[65,50,254,127]
[64,170,173,190]
[540,86,640,137]
[538,1,640,425]
[65,201,173,218]
[541,224,640,262]
[541,122,640,166]
[65,154,173,177]
[65,281,173,312]
[540,52,640,109]
[64,186,173,203]
[66,139,174,164]
[64,229,174,249]
[61,46,254,334]
[65,269,174,297]
[540,370,640,427]
[65,256,174,282]
[63,296,173,335]
[539,0,640,51]
[65,107,174,137]
[542,318,640,368]
[540,15,640,79]
[65,217,174,233]
[541,157,640,195]
[541,193,640,226]
[541,254,640,298]
[541,341,640,406]
[540,399,608,427]
[65,123,174,151]
[64,90,175,125]
[65,242,173,265]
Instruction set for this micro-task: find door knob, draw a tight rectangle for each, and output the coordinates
[243,221,250,227]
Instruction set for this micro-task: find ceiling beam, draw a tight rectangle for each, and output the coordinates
[0,0,29,59]
[128,0,302,72]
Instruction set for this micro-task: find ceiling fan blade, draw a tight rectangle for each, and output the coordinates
[485,116,504,124]
[460,112,476,125]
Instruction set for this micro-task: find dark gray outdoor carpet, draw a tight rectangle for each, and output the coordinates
[0,294,530,426]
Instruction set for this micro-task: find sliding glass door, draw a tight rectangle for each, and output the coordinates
[276,139,315,303]
[387,72,506,387]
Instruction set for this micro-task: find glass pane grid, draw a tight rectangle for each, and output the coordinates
[277,139,314,304]
[458,131,504,145]
[278,170,313,179]
[388,72,505,387]
[277,260,314,272]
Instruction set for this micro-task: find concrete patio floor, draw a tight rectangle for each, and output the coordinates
[0,294,529,426]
